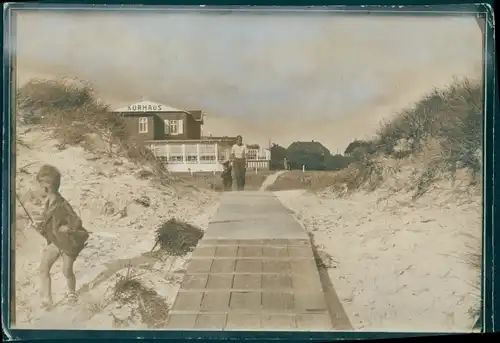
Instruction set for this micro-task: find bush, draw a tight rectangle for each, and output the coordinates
[376,78,482,169]
[17,77,129,150]
[325,154,352,171]
[376,88,450,155]
[112,266,169,328]
[16,77,173,181]
[339,77,484,197]
[154,218,204,256]
[344,139,377,156]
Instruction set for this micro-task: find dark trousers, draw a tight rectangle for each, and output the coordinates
[233,158,246,190]
[223,178,233,191]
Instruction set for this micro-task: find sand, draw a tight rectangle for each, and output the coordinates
[275,178,482,332]
[12,125,482,331]
[13,126,220,329]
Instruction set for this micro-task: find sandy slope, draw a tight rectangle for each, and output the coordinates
[275,179,481,332]
[260,170,287,191]
[14,127,220,329]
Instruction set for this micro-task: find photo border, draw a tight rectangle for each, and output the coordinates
[1,2,497,340]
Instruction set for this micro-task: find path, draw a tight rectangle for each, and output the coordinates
[166,191,351,331]
[259,170,287,191]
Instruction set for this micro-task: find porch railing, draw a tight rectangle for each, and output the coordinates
[150,142,270,165]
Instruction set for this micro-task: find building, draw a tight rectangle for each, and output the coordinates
[286,140,330,170]
[113,100,271,172]
[114,100,204,141]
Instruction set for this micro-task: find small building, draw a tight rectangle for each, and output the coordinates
[286,140,330,170]
[113,100,271,173]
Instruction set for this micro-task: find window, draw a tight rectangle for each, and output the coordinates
[168,155,184,163]
[200,155,216,163]
[247,149,258,161]
[164,119,183,135]
[170,120,179,135]
[138,117,148,133]
[186,155,198,163]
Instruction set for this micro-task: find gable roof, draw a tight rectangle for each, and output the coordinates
[113,100,186,113]
[188,110,204,122]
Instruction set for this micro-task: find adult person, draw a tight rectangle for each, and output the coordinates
[231,135,248,191]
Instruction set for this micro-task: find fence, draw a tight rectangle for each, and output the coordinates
[149,141,271,172]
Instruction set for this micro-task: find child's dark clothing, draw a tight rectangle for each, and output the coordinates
[36,193,89,258]
[221,165,233,191]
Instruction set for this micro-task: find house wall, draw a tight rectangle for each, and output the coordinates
[155,112,195,140]
[120,110,203,142]
[186,115,202,140]
[122,113,155,141]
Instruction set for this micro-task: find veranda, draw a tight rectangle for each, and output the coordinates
[148,141,271,173]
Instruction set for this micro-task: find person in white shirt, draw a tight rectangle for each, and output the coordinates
[231,135,247,191]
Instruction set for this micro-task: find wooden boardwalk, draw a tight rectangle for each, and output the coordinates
[166,192,351,331]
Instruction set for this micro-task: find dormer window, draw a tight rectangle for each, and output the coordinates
[164,119,183,135]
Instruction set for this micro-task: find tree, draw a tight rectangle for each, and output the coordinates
[325,154,352,170]
[344,139,376,156]
[269,143,287,170]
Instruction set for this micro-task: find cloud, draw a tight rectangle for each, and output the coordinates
[14,10,483,150]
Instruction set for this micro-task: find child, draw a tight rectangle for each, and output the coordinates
[29,164,89,309]
[221,160,233,191]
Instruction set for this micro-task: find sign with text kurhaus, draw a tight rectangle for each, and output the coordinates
[127,103,163,112]
[114,101,184,113]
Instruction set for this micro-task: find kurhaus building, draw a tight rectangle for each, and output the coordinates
[113,100,271,173]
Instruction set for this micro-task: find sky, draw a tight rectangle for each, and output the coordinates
[13,8,483,152]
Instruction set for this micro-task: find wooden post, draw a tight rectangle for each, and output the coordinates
[182,144,186,164]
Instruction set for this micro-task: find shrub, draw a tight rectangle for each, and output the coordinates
[354,77,483,198]
[376,78,482,168]
[344,139,377,156]
[17,77,129,150]
[325,154,352,171]
[112,266,169,328]
[376,88,448,155]
[16,77,172,180]
[154,218,204,256]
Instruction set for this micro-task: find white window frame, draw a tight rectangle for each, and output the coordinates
[164,119,184,136]
[170,120,179,135]
[138,117,148,133]
[164,119,170,134]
